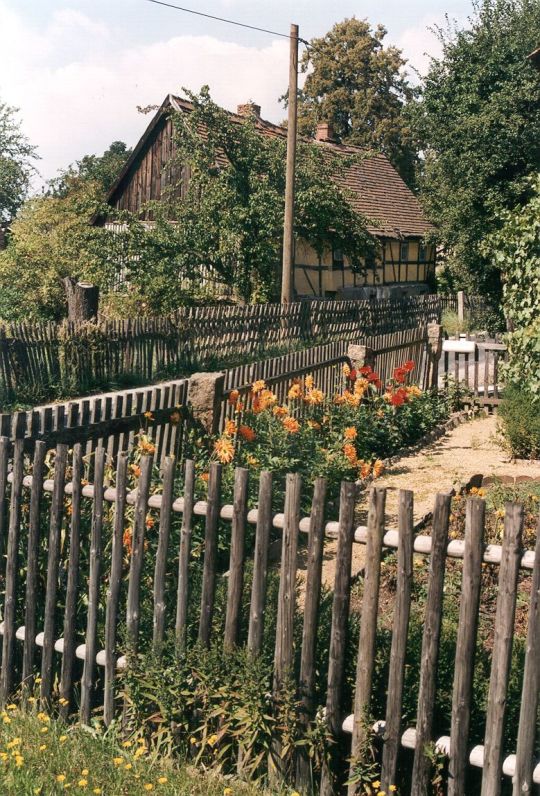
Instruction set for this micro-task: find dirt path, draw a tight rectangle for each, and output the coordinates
[304,413,540,591]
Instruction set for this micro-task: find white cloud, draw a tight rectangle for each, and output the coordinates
[0,3,290,187]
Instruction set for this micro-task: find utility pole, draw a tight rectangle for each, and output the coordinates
[280,22,299,305]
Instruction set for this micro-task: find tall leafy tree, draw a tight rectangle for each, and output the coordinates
[294,18,418,185]
[0,100,37,222]
[413,0,540,299]
[49,140,132,197]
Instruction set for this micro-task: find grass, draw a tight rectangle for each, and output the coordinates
[0,705,271,796]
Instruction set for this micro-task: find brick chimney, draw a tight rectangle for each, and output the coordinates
[237,102,261,118]
[315,121,337,142]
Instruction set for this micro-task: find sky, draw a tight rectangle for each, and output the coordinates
[1,0,474,187]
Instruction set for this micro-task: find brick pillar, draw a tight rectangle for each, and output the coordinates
[347,344,375,370]
[187,372,225,435]
[427,323,443,388]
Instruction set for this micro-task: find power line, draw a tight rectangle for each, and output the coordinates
[144,0,308,44]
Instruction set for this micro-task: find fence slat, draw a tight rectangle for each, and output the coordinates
[320,480,357,796]
[198,462,222,647]
[380,489,414,791]
[0,439,24,705]
[411,492,452,795]
[247,471,273,655]
[104,452,128,726]
[296,477,328,791]
[22,441,47,695]
[481,503,524,796]
[80,446,106,724]
[224,467,249,649]
[175,459,195,652]
[59,444,84,718]
[40,443,68,707]
[448,497,485,796]
[126,454,154,650]
[348,486,387,794]
[152,455,176,656]
[513,514,540,795]
[270,472,302,784]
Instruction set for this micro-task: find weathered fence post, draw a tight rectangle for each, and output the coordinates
[481,503,524,796]
[448,497,485,795]
[320,480,357,796]
[411,491,452,795]
[513,515,540,795]
[348,486,386,794]
[427,323,443,389]
[187,372,225,435]
[457,291,465,325]
[380,489,414,792]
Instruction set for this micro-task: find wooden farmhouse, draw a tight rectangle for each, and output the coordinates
[103,95,436,300]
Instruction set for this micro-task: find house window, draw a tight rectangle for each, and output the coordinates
[332,248,344,271]
[365,252,376,269]
[419,243,427,262]
[400,241,409,262]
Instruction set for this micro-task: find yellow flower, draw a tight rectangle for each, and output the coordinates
[134,746,147,758]
[113,757,123,766]
[214,437,235,464]
[27,696,36,703]
[208,734,218,746]
[78,780,88,787]
[304,388,324,405]
[59,697,69,706]
[390,788,397,793]
[93,790,102,795]
[251,379,266,394]
[15,755,24,767]
[344,426,357,440]
[124,762,133,770]
[158,777,168,784]
[3,715,11,724]
[287,383,303,400]
[228,389,240,405]
[305,375,314,389]
[189,737,197,745]
[35,677,42,684]
[122,740,132,748]
[82,770,89,776]
[144,786,154,792]
[373,783,381,790]
[59,735,68,743]
[37,712,49,722]
[282,416,300,434]
[34,789,42,795]
[6,703,17,710]
[223,789,233,796]
[39,744,47,751]
[41,726,48,733]
[224,419,237,436]
[7,738,21,748]
[373,460,385,478]
[56,775,66,783]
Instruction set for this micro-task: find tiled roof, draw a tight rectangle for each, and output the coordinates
[108,94,434,239]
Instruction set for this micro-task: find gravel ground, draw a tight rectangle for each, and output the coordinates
[303,412,540,591]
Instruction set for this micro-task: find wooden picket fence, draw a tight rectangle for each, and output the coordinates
[0,441,537,794]
[220,325,438,427]
[0,295,444,406]
[442,335,507,406]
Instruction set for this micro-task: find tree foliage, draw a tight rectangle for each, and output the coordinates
[0,100,38,222]
[484,175,540,398]
[295,18,418,185]
[413,0,540,298]
[49,141,132,197]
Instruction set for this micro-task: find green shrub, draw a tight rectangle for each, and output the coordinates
[498,385,540,459]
